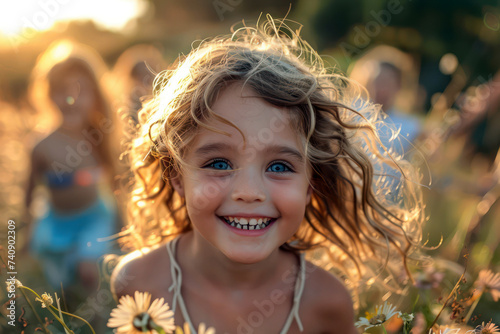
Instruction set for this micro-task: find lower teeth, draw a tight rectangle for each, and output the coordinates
[225,218,271,230]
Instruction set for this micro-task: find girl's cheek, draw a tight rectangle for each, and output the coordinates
[269,182,310,205]
[186,178,228,213]
[268,178,306,192]
[50,91,64,106]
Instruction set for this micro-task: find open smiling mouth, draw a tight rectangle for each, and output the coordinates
[219,217,276,230]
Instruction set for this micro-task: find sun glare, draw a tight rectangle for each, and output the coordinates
[0,0,148,38]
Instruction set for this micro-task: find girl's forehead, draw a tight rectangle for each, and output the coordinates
[184,85,306,155]
[49,72,94,95]
[210,83,289,122]
[49,65,92,85]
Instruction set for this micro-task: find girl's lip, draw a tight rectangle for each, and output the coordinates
[218,216,276,236]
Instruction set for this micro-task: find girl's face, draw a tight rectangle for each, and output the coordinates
[172,83,312,264]
[49,66,96,126]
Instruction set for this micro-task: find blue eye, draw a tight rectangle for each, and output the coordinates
[267,162,293,173]
[205,159,231,170]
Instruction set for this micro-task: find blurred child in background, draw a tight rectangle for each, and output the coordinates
[25,40,120,297]
[111,44,165,131]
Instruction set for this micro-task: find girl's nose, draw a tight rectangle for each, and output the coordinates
[231,168,266,202]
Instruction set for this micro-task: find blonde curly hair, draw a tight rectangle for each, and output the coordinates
[120,17,425,295]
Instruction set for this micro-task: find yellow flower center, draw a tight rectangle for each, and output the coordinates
[369,314,387,325]
[133,312,154,332]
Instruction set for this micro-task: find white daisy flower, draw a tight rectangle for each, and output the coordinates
[175,322,216,334]
[471,321,500,334]
[429,326,462,334]
[355,301,401,329]
[474,270,500,302]
[400,312,414,322]
[108,291,175,334]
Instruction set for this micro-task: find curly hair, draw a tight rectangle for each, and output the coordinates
[120,17,425,296]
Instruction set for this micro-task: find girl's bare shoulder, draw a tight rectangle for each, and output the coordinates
[110,242,172,300]
[31,133,58,167]
[34,131,63,151]
[301,261,358,334]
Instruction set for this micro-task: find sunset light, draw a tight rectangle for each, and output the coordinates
[0,0,148,37]
[0,1,499,332]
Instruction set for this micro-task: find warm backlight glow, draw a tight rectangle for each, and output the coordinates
[0,0,147,37]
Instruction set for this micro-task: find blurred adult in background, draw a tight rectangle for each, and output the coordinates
[109,44,166,198]
[25,40,121,298]
[348,46,425,201]
[350,45,424,158]
[110,44,165,133]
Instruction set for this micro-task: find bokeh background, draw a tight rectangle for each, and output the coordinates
[0,0,499,332]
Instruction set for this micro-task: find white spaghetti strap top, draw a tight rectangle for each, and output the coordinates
[166,236,306,334]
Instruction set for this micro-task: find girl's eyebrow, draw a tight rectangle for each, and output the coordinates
[265,145,304,162]
[194,142,304,162]
[194,142,233,156]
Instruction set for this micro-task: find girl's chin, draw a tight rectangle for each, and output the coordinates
[222,248,272,265]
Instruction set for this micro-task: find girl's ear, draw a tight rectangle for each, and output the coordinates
[170,171,185,197]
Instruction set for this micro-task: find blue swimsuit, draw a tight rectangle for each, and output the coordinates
[30,167,117,288]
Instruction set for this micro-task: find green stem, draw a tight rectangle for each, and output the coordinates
[148,319,166,334]
[19,286,73,334]
[382,325,388,334]
[150,319,166,334]
[54,293,69,334]
[51,307,96,334]
[464,290,483,324]
[18,285,43,299]
[45,306,74,334]
[18,287,51,334]
[153,326,167,334]
[427,264,467,332]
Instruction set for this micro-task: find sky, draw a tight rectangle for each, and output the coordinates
[0,0,148,37]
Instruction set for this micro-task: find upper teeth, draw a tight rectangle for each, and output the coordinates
[223,217,273,230]
[224,217,271,225]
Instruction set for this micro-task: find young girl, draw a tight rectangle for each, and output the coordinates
[26,40,119,293]
[111,18,424,333]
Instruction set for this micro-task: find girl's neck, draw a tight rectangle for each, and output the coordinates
[59,109,92,133]
[179,232,286,290]
[55,126,84,140]
[57,119,90,137]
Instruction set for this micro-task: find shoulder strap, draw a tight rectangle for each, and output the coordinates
[167,240,306,334]
[166,236,198,334]
[280,252,306,333]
